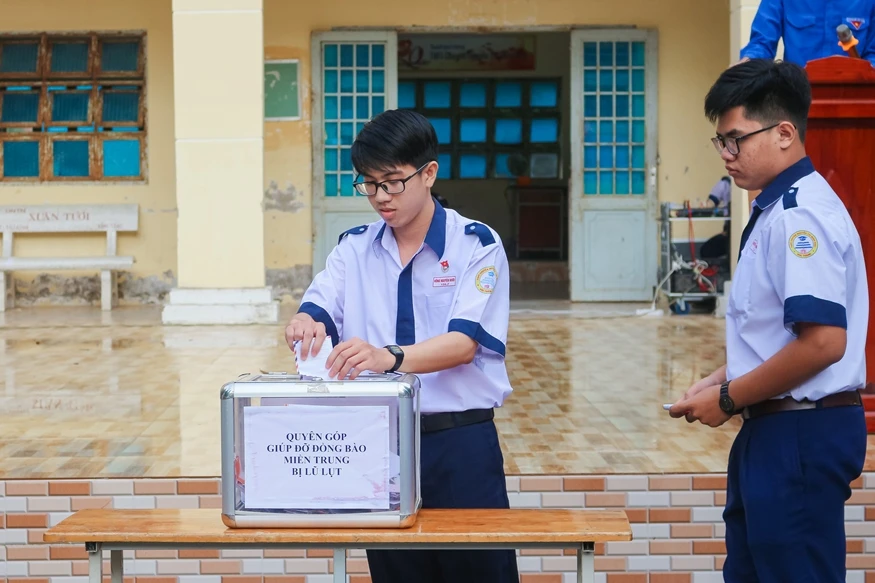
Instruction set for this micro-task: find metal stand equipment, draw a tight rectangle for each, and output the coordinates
[656,202,728,315]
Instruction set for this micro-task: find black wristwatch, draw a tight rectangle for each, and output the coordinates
[719,381,736,414]
[384,345,404,373]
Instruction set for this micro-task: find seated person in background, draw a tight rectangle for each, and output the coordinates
[700,220,731,262]
[709,176,731,209]
[739,0,875,68]
[433,191,450,209]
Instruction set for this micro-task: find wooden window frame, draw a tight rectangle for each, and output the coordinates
[0,32,146,183]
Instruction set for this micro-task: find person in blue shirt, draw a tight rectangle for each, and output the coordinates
[286,109,519,583]
[671,59,869,582]
[740,0,875,68]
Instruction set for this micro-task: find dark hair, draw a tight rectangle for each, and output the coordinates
[704,59,812,141]
[351,109,439,176]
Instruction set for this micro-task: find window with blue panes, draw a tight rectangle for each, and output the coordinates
[582,41,648,196]
[0,34,145,182]
[398,78,561,180]
[322,42,388,196]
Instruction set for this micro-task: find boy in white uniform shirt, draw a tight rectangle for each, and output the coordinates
[285,109,519,583]
[670,59,868,583]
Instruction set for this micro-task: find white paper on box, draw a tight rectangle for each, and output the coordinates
[243,404,391,510]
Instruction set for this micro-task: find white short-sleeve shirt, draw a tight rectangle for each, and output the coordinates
[726,156,869,401]
[298,200,513,414]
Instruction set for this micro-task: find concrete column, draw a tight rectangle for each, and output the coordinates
[162,0,278,324]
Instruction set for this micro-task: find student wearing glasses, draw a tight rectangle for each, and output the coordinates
[670,59,868,583]
[285,109,519,583]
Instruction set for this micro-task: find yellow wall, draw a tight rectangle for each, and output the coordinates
[1,0,733,304]
[0,0,177,303]
[263,0,732,277]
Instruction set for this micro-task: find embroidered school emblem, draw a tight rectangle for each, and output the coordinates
[440,260,449,272]
[847,17,866,30]
[475,266,497,294]
[789,230,818,258]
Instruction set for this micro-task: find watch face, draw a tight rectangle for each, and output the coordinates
[719,394,734,412]
[388,346,402,357]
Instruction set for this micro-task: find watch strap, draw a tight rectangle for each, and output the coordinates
[719,381,736,414]
[384,345,403,373]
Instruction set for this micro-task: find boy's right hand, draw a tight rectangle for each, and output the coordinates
[285,313,327,360]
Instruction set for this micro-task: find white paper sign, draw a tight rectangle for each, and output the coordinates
[243,404,391,510]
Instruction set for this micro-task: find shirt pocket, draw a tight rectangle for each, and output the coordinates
[425,292,456,336]
[786,10,817,32]
[727,250,756,317]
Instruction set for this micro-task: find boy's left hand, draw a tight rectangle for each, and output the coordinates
[326,338,395,380]
[669,384,732,427]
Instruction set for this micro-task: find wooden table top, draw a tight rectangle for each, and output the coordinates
[44,508,632,545]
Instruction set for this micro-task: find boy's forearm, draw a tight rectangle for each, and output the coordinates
[707,365,727,385]
[398,332,479,375]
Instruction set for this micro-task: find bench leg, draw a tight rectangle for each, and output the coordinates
[101,270,117,311]
[87,544,102,583]
[333,548,346,583]
[577,542,594,583]
[0,271,12,311]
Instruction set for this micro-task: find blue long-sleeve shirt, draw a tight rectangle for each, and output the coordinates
[740,0,875,68]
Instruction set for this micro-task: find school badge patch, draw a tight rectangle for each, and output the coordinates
[847,17,866,30]
[475,266,497,294]
[789,230,818,258]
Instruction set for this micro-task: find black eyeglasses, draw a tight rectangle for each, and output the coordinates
[711,124,780,156]
[353,162,431,196]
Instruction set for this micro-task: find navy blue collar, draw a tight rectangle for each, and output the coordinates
[373,197,446,258]
[754,156,815,209]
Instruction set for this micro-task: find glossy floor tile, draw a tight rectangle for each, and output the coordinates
[0,304,871,478]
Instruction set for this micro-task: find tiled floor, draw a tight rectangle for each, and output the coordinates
[1,303,870,479]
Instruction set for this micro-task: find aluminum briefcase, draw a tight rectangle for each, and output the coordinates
[220,372,421,528]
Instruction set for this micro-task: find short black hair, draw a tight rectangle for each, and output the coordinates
[704,59,812,141]
[351,109,439,176]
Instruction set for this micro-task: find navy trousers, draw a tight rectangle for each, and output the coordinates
[367,419,520,583]
[723,404,867,583]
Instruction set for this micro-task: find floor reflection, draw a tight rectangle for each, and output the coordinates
[2,304,869,478]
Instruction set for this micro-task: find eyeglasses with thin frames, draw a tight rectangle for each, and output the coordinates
[353,162,431,196]
[711,123,780,156]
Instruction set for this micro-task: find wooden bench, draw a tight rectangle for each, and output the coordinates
[44,508,632,583]
[0,204,138,311]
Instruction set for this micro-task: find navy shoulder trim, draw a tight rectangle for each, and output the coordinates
[783,187,799,210]
[338,224,369,245]
[464,222,496,247]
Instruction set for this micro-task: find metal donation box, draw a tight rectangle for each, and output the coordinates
[220,372,421,528]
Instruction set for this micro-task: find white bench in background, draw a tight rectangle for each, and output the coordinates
[0,204,139,311]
